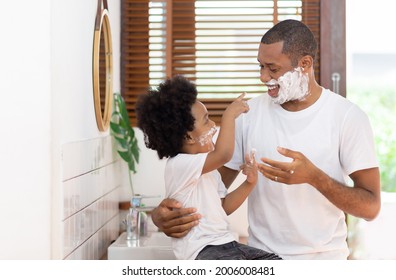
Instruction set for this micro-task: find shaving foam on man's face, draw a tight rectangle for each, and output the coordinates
[265,67,309,104]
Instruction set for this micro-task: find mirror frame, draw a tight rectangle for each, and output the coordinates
[93,0,113,132]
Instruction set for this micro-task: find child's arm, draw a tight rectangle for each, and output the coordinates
[202,93,248,174]
[222,152,257,215]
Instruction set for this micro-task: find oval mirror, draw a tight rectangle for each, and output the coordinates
[93,2,113,131]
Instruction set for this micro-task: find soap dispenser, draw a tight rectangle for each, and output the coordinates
[126,195,142,240]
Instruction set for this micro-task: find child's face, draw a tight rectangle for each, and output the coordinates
[190,101,216,152]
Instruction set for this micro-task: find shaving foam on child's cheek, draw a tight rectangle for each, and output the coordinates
[196,127,217,146]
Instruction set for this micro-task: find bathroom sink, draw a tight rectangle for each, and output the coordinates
[107,231,176,260]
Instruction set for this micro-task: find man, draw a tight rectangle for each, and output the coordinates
[151,19,380,259]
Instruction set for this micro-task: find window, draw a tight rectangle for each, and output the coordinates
[121,0,320,125]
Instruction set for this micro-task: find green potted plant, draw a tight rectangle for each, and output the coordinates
[110,93,140,196]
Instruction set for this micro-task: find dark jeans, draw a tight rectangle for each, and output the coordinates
[195,241,282,260]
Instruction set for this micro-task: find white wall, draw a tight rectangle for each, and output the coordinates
[0,0,52,259]
[346,0,396,54]
[51,0,120,143]
[50,0,122,259]
[0,0,123,259]
[346,0,396,83]
[51,0,122,259]
[122,130,167,206]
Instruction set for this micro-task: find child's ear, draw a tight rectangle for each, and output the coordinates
[184,133,195,144]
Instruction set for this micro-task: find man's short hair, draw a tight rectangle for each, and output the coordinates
[261,19,318,66]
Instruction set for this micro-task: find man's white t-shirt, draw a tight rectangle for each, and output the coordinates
[225,88,378,259]
[165,153,235,260]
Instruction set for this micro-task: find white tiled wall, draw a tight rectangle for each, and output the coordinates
[61,136,121,259]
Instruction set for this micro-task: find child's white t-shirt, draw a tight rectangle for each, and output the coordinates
[165,153,235,260]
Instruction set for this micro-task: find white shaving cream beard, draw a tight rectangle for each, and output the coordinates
[267,67,309,105]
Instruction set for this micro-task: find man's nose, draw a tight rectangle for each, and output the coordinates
[259,69,272,83]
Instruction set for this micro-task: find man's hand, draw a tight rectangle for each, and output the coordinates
[151,198,201,238]
[257,146,319,185]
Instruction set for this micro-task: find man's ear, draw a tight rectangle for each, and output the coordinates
[299,55,313,71]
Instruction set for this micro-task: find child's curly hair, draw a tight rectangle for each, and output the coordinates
[136,75,197,159]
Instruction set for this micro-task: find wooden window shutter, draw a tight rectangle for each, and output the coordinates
[121,0,150,126]
[121,0,321,126]
[121,0,196,126]
[302,0,321,83]
[170,0,196,80]
[193,1,275,124]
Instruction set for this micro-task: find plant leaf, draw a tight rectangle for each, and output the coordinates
[115,137,129,150]
[131,139,140,163]
[116,117,130,133]
[110,122,127,135]
[118,150,132,162]
[117,94,131,127]
[111,92,140,180]
[128,160,136,173]
[128,126,135,138]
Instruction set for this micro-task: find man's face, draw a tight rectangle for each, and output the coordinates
[257,41,294,99]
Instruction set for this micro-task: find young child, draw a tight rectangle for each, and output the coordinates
[136,75,281,260]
